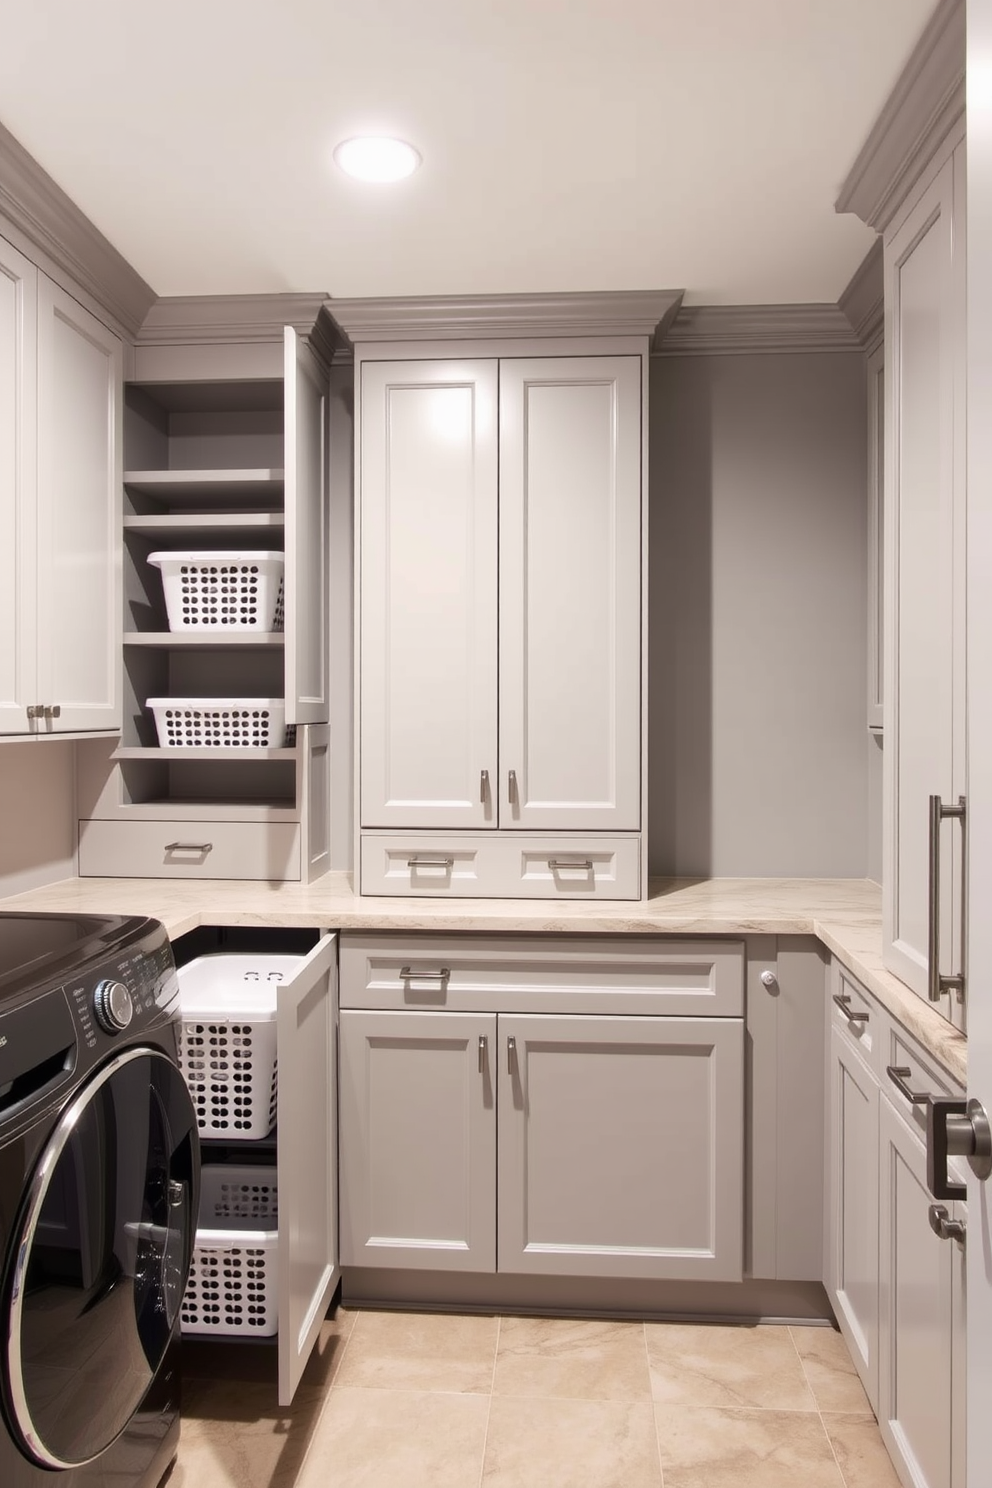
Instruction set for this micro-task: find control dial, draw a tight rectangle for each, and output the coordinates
[92,979,134,1034]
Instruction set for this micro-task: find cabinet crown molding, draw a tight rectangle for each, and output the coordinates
[835,0,964,233]
[838,241,884,351]
[0,120,155,338]
[657,304,863,356]
[137,293,346,354]
[327,290,684,349]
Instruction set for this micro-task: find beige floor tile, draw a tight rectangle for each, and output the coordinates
[822,1412,903,1488]
[493,1315,651,1401]
[483,1396,662,1488]
[297,1387,490,1488]
[654,1405,846,1488]
[183,1309,355,1403]
[333,1309,499,1393]
[644,1322,817,1410]
[790,1326,874,1416]
[171,1383,326,1488]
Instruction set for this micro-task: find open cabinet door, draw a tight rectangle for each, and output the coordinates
[277,932,338,1406]
[284,326,329,726]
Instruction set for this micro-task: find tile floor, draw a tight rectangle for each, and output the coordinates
[172,1309,901,1488]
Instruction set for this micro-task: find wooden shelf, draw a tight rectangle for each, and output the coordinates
[124,513,285,538]
[123,469,284,503]
[123,631,285,647]
[114,746,296,762]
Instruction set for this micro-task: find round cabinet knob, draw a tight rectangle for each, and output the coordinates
[92,979,134,1034]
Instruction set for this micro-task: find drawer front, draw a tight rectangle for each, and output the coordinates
[340,934,745,1016]
[78,819,301,880]
[882,1015,965,1154]
[830,963,880,1074]
[360,833,640,900]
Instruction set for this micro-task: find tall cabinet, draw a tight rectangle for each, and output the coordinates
[336,294,680,900]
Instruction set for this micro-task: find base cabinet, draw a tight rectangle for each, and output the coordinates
[338,935,745,1285]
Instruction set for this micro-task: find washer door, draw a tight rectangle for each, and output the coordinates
[4,1046,199,1469]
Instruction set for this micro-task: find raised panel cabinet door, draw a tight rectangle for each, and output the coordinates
[825,1028,880,1410]
[360,359,498,828]
[498,356,642,831]
[878,1093,955,1488]
[339,1009,497,1272]
[497,1013,743,1281]
[284,327,329,725]
[277,934,339,1407]
[35,276,122,732]
[883,154,962,1002]
[0,235,37,733]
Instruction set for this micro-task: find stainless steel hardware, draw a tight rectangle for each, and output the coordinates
[833,992,869,1026]
[548,859,593,872]
[26,705,42,719]
[926,1096,992,1200]
[760,970,779,990]
[507,1035,517,1073]
[26,704,61,720]
[928,794,966,1002]
[478,1035,487,1073]
[480,769,490,804]
[928,1203,966,1244]
[886,1065,929,1106]
[508,769,518,804]
[399,966,451,986]
[44,704,60,719]
[406,856,454,870]
[164,841,213,853]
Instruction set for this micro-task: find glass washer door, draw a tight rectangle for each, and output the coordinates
[4,1046,199,1469]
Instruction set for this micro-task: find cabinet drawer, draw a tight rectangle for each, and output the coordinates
[830,963,880,1073]
[360,833,640,899]
[78,819,301,880]
[881,1015,965,1154]
[340,934,744,1016]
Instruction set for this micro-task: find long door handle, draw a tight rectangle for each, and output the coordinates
[478,1034,488,1074]
[928,794,966,1002]
[507,1035,516,1074]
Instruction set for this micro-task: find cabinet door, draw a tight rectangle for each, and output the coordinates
[360,360,498,828]
[35,276,122,732]
[339,1009,497,1271]
[0,235,37,733]
[825,1028,880,1409]
[277,933,339,1406]
[497,1013,743,1281]
[284,327,329,725]
[884,153,965,1008]
[878,1093,955,1488]
[498,356,641,830]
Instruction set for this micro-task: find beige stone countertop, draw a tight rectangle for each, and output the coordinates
[0,872,966,1085]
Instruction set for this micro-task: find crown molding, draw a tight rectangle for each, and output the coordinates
[656,303,863,356]
[327,290,684,349]
[0,120,155,338]
[136,292,339,346]
[835,0,964,232]
[838,240,884,350]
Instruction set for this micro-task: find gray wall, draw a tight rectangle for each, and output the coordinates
[0,741,76,895]
[649,350,869,878]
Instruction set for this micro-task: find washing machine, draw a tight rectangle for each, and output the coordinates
[0,911,200,1488]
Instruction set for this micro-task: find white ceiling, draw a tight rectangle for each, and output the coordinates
[0,0,937,306]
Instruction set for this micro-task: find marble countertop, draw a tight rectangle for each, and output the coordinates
[0,872,966,1085]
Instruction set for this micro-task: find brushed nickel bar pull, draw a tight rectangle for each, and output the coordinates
[832,992,869,1026]
[399,966,451,985]
[508,769,518,804]
[928,794,966,1002]
[26,705,43,720]
[886,1064,930,1106]
[44,704,60,719]
[406,856,454,870]
[164,841,213,853]
[548,859,594,872]
[478,1035,487,1074]
[480,769,490,804]
[507,1035,516,1073]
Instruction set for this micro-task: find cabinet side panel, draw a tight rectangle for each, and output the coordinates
[0,236,37,726]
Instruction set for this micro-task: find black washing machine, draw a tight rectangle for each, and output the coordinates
[0,912,199,1488]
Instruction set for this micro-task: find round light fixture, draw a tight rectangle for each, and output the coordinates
[333,136,422,183]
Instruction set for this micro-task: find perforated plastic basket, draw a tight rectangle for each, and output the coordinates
[181,1165,278,1337]
[146,698,287,748]
[147,551,284,631]
[178,953,300,1138]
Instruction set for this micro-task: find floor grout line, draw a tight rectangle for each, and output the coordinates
[475,1314,501,1488]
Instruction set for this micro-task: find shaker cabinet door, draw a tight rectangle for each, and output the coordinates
[0,234,38,732]
[360,360,499,829]
[284,326,329,725]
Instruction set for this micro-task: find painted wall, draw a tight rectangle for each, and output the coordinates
[0,741,76,895]
[649,350,869,878]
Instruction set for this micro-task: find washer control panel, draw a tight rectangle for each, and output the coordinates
[92,979,134,1034]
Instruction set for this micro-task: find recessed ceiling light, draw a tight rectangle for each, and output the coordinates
[333,137,422,183]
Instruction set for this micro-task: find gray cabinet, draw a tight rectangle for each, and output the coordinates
[0,234,122,736]
[338,934,745,1284]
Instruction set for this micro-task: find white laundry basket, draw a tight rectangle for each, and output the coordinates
[177,952,300,1138]
[181,1164,278,1337]
[146,698,288,749]
[147,551,285,631]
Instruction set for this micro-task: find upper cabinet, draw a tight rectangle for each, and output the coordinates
[0,235,122,736]
[340,292,676,902]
